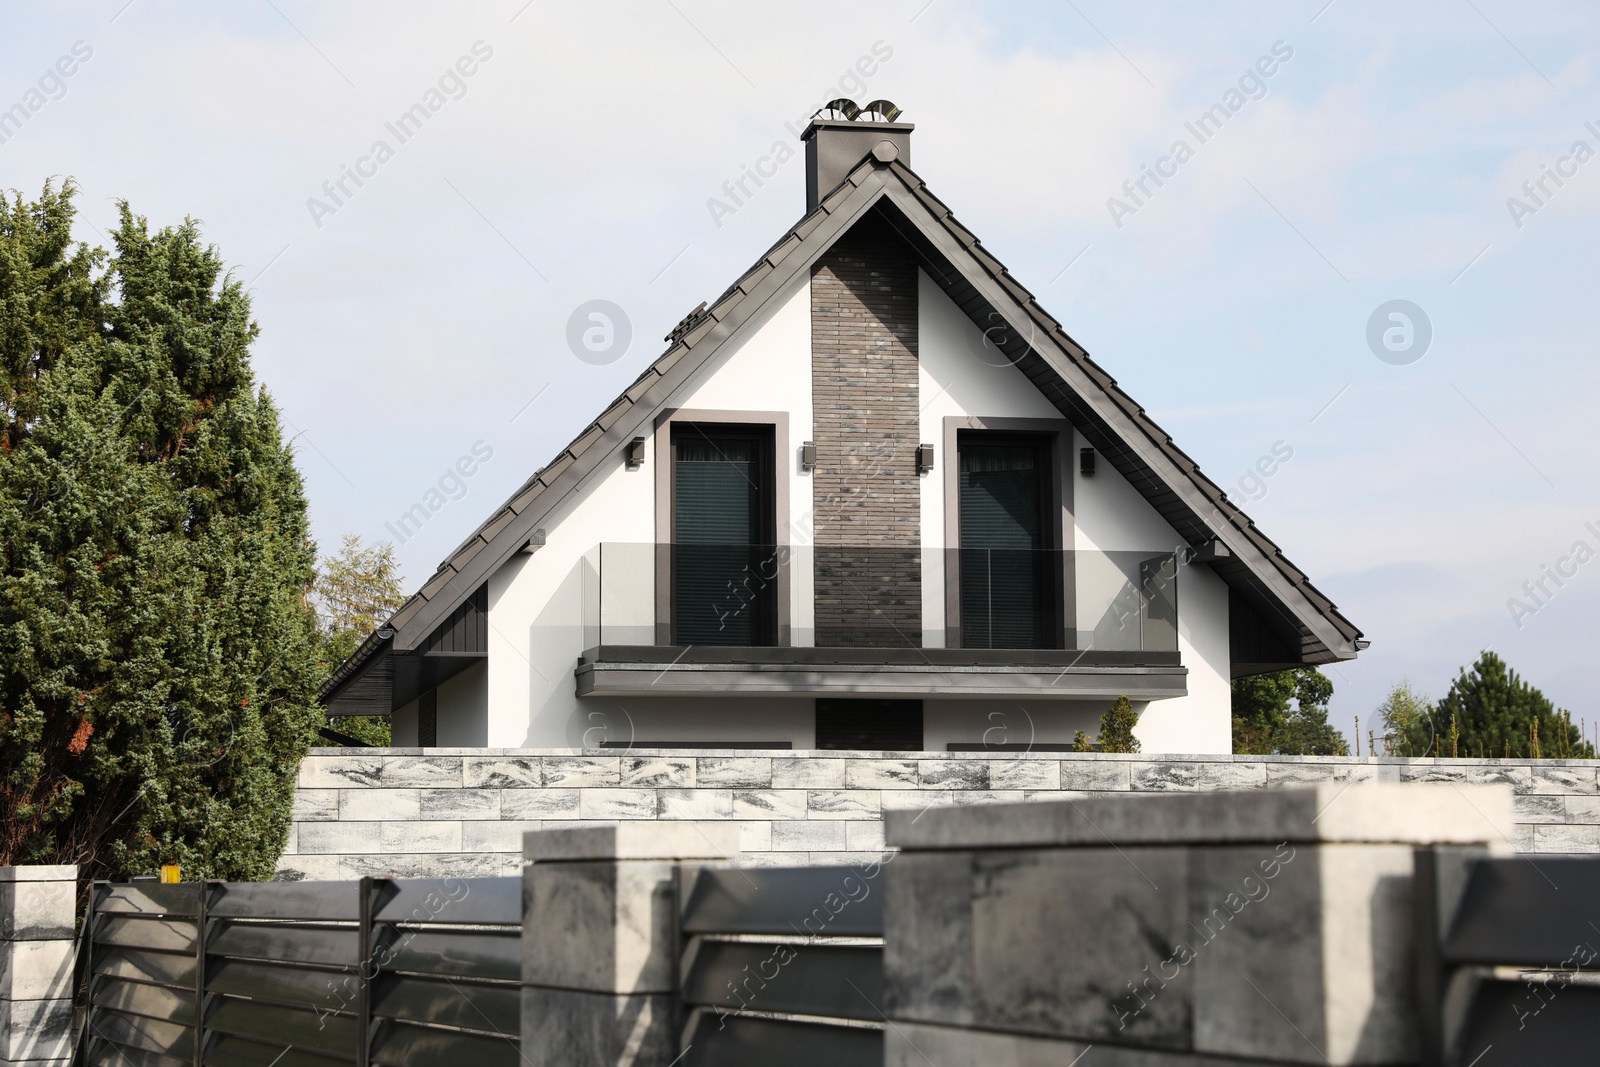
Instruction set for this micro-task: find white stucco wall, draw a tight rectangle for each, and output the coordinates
[1072,426,1232,753]
[486,277,815,747]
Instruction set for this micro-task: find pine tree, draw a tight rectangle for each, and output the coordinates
[0,183,323,881]
[1097,696,1141,754]
[1428,652,1592,760]
[312,533,403,745]
[1231,667,1348,755]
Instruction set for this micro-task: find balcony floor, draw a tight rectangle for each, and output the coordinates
[575,645,1186,699]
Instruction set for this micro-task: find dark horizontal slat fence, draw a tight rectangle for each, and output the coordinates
[676,865,884,1067]
[79,876,522,1067]
[1415,848,1600,1066]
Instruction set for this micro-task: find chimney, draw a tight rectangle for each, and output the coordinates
[802,99,912,212]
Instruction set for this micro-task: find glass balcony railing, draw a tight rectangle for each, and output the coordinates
[581,544,1180,653]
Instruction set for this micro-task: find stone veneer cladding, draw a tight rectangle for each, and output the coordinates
[278,749,1600,879]
[809,217,921,646]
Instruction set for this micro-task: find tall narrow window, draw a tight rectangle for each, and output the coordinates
[418,690,438,748]
[958,434,1056,648]
[672,424,775,645]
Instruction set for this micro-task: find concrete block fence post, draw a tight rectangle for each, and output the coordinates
[880,783,1514,1066]
[0,866,77,1067]
[520,823,741,1066]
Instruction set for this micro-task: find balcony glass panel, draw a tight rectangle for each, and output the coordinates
[582,544,1180,653]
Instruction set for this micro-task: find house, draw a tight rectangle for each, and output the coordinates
[320,102,1365,755]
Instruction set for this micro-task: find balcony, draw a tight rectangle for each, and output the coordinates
[573,544,1187,699]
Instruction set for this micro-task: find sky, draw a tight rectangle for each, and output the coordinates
[4,0,1599,745]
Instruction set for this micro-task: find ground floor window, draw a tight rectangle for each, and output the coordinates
[816,698,924,750]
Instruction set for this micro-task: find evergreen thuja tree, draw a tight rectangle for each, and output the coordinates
[1423,652,1593,760]
[0,183,323,881]
[1097,696,1141,753]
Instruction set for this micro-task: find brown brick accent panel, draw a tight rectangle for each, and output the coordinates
[811,217,920,647]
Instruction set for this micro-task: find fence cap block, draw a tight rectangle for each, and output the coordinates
[0,865,77,883]
[886,783,1515,850]
[524,822,741,862]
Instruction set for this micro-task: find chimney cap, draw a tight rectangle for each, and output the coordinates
[802,98,914,142]
[814,98,904,123]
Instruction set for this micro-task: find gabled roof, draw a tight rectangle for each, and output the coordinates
[321,149,1363,707]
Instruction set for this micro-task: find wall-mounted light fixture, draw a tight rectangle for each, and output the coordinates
[625,437,646,469]
[916,444,935,474]
[1080,448,1096,477]
[800,441,817,472]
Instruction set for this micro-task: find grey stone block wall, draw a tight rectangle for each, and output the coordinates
[1,865,76,1065]
[881,785,1514,1065]
[277,749,1600,879]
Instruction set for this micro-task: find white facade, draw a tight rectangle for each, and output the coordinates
[391,269,1234,754]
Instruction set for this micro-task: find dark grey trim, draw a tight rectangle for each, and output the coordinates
[940,415,1074,648]
[575,656,1185,700]
[584,645,1177,667]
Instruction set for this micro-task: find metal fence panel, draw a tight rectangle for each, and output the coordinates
[79,877,523,1067]
[371,974,520,1035]
[376,928,520,982]
[209,881,359,922]
[676,865,886,1067]
[204,998,359,1057]
[679,866,883,936]
[86,1036,190,1067]
[370,1020,523,1067]
[207,957,359,1009]
[1440,856,1600,967]
[90,976,195,1026]
[682,1012,882,1067]
[373,879,520,926]
[85,1012,194,1058]
[207,922,359,967]
[203,1033,356,1067]
[1415,847,1600,1066]
[1450,981,1600,1064]
[98,885,202,917]
[94,915,198,954]
[681,939,883,1020]
[94,946,197,989]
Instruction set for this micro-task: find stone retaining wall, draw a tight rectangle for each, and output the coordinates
[278,748,1600,879]
[0,865,76,1066]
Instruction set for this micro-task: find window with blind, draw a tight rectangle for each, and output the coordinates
[958,433,1057,648]
[671,424,776,645]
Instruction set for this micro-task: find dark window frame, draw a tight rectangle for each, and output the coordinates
[956,429,1059,649]
[667,420,779,647]
[652,409,793,647]
[941,417,1076,650]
